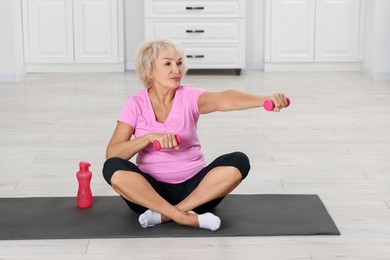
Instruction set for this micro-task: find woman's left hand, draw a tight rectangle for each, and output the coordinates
[268,93,289,112]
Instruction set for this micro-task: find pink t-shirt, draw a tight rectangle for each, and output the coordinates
[118,84,207,184]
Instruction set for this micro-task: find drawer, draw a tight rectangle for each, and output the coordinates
[183,45,245,68]
[145,0,245,18]
[145,20,245,43]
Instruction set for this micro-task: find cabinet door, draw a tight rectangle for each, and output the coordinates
[73,0,119,63]
[315,0,360,62]
[270,0,315,62]
[25,0,74,63]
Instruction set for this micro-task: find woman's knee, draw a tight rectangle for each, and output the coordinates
[110,170,128,188]
[229,151,251,180]
[102,157,133,185]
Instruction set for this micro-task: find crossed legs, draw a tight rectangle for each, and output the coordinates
[111,166,241,230]
[103,152,250,231]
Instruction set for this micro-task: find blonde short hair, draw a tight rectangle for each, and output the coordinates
[135,39,188,88]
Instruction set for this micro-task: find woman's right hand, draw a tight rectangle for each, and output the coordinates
[149,133,180,150]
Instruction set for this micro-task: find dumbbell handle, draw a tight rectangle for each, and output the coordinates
[153,135,181,151]
[264,98,290,111]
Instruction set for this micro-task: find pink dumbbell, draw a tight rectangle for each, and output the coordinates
[153,134,181,151]
[264,98,291,111]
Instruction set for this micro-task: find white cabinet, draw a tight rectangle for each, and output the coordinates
[22,0,124,72]
[268,0,315,62]
[145,0,246,75]
[315,0,361,62]
[73,0,119,63]
[23,0,74,64]
[265,0,365,70]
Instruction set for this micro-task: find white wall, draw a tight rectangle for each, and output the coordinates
[124,0,144,69]
[245,0,264,69]
[0,0,25,82]
[124,0,265,70]
[363,0,390,80]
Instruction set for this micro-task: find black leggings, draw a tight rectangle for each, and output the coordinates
[102,151,250,214]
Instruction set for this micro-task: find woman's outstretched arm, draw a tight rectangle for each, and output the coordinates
[198,90,289,114]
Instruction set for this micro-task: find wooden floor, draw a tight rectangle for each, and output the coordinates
[0,70,390,259]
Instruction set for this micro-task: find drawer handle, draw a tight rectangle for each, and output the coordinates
[186,30,205,33]
[186,6,205,10]
[186,55,205,58]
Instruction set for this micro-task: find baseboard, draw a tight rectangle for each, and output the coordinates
[126,62,264,71]
[369,71,390,81]
[0,68,26,82]
[362,66,390,81]
[371,72,390,81]
[126,62,135,70]
[25,63,125,73]
[264,62,363,72]
[245,61,264,70]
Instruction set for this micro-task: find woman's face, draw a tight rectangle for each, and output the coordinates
[151,48,183,90]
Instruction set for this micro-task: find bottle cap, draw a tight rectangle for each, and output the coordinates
[79,161,91,171]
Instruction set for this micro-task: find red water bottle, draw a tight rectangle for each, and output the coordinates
[76,161,93,208]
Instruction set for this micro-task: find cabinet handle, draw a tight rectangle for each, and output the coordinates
[186,6,205,10]
[186,55,205,58]
[186,30,205,33]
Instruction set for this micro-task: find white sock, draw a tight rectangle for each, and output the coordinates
[138,209,162,228]
[190,211,221,231]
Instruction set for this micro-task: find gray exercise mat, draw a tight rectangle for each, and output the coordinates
[0,194,340,240]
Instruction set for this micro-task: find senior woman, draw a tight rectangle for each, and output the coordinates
[103,39,289,231]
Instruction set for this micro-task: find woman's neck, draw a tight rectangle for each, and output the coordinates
[148,87,176,123]
[148,86,175,106]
